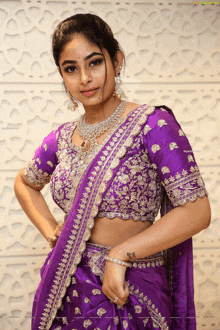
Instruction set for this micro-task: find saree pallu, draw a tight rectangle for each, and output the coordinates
[31,104,204,330]
[42,242,172,330]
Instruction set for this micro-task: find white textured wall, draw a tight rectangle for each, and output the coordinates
[0,1,219,329]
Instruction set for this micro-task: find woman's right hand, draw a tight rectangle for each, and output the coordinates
[47,222,64,248]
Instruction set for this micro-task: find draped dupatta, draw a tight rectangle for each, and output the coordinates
[32,104,196,330]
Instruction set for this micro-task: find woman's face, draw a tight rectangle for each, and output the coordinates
[58,33,121,108]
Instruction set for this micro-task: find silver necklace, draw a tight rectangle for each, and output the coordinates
[77,101,127,152]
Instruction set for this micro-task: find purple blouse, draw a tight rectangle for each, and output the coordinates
[23,105,208,223]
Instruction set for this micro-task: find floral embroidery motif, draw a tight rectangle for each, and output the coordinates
[143,318,150,326]
[62,317,68,325]
[143,124,152,134]
[169,142,179,151]
[134,305,142,313]
[44,144,47,151]
[151,144,161,153]
[163,165,208,207]
[178,129,185,136]
[114,316,119,324]
[83,319,92,328]
[188,155,194,162]
[47,161,54,167]
[66,296,71,303]
[161,166,170,174]
[84,297,91,304]
[97,308,107,317]
[123,320,128,329]
[71,277,76,284]
[157,119,167,127]
[75,307,81,314]
[92,289,102,295]
[127,281,169,330]
[72,290,78,297]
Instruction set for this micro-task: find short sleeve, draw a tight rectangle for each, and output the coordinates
[23,128,61,187]
[142,106,209,207]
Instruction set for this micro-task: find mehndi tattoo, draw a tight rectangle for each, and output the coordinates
[127,252,136,259]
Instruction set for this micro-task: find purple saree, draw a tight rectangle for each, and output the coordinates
[24,104,208,330]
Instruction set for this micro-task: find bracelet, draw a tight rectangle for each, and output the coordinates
[105,255,131,268]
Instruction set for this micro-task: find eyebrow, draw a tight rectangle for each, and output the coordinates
[61,52,104,67]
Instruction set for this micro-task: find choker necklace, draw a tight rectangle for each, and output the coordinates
[76,101,127,152]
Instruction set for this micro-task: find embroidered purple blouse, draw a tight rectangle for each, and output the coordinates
[24,105,208,223]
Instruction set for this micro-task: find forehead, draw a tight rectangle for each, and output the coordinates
[60,33,101,58]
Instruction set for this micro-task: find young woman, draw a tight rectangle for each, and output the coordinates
[14,13,211,330]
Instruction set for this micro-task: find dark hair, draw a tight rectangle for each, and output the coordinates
[52,13,123,68]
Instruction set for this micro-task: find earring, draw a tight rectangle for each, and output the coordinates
[68,91,78,112]
[113,69,126,100]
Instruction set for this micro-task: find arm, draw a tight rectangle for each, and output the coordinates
[14,168,59,242]
[108,195,211,261]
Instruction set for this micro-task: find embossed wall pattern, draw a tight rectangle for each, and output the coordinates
[0,1,219,329]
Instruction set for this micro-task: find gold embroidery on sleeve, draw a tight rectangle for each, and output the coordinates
[188,155,194,162]
[178,129,185,136]
[169,142,178,151]
[157,119,167,127]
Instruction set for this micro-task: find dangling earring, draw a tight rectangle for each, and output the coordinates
[113,68,126,100]
[68,91,78,112]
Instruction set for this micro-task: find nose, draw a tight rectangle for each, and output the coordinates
[80,67,92,85]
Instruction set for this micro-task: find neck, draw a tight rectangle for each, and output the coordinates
[83,97,122,125]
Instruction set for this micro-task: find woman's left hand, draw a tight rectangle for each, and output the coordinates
[102,259,129,306]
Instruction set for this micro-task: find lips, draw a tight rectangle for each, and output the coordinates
[80,87,99,96]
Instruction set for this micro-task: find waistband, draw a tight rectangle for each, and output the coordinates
[85,241,165,268]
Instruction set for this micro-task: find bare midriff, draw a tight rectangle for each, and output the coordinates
[88,216,153,247]
[72,102,153,247]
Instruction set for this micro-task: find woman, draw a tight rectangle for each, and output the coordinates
[14,13,211,330]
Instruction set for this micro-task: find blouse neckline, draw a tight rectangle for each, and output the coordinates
[68,104,147,153]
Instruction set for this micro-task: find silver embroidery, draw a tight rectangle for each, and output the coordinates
[161,166,170,174]
[47,161,54,167]
[84,297,91,304]
[92,289,102,295]
[188,155,194,162]
[178,129,185,136]
[83,319,92,328]
[157,119,167,127]
[72,290,78,297]
[151,144,161,153]
[123,320,128,329]
[143,124,152,134]
[169,142,178,151]
[97,308,107,317]
[75,307,81,314]
[134,305,142,313]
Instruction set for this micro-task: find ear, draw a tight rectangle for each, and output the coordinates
[114,50,124,72]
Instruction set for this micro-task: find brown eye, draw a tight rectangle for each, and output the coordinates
[90,58,103,67]
[64,66,77,73]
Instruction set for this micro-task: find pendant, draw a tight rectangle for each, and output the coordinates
[81,140,91,152]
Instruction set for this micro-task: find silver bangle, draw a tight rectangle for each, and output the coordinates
[105,255,131,268]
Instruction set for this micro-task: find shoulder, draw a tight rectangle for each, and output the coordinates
[141,105,182,133]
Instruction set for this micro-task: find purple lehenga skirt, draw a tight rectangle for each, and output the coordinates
[43,241,173,330]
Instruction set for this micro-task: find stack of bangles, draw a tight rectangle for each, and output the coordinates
[104,255,131,268]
